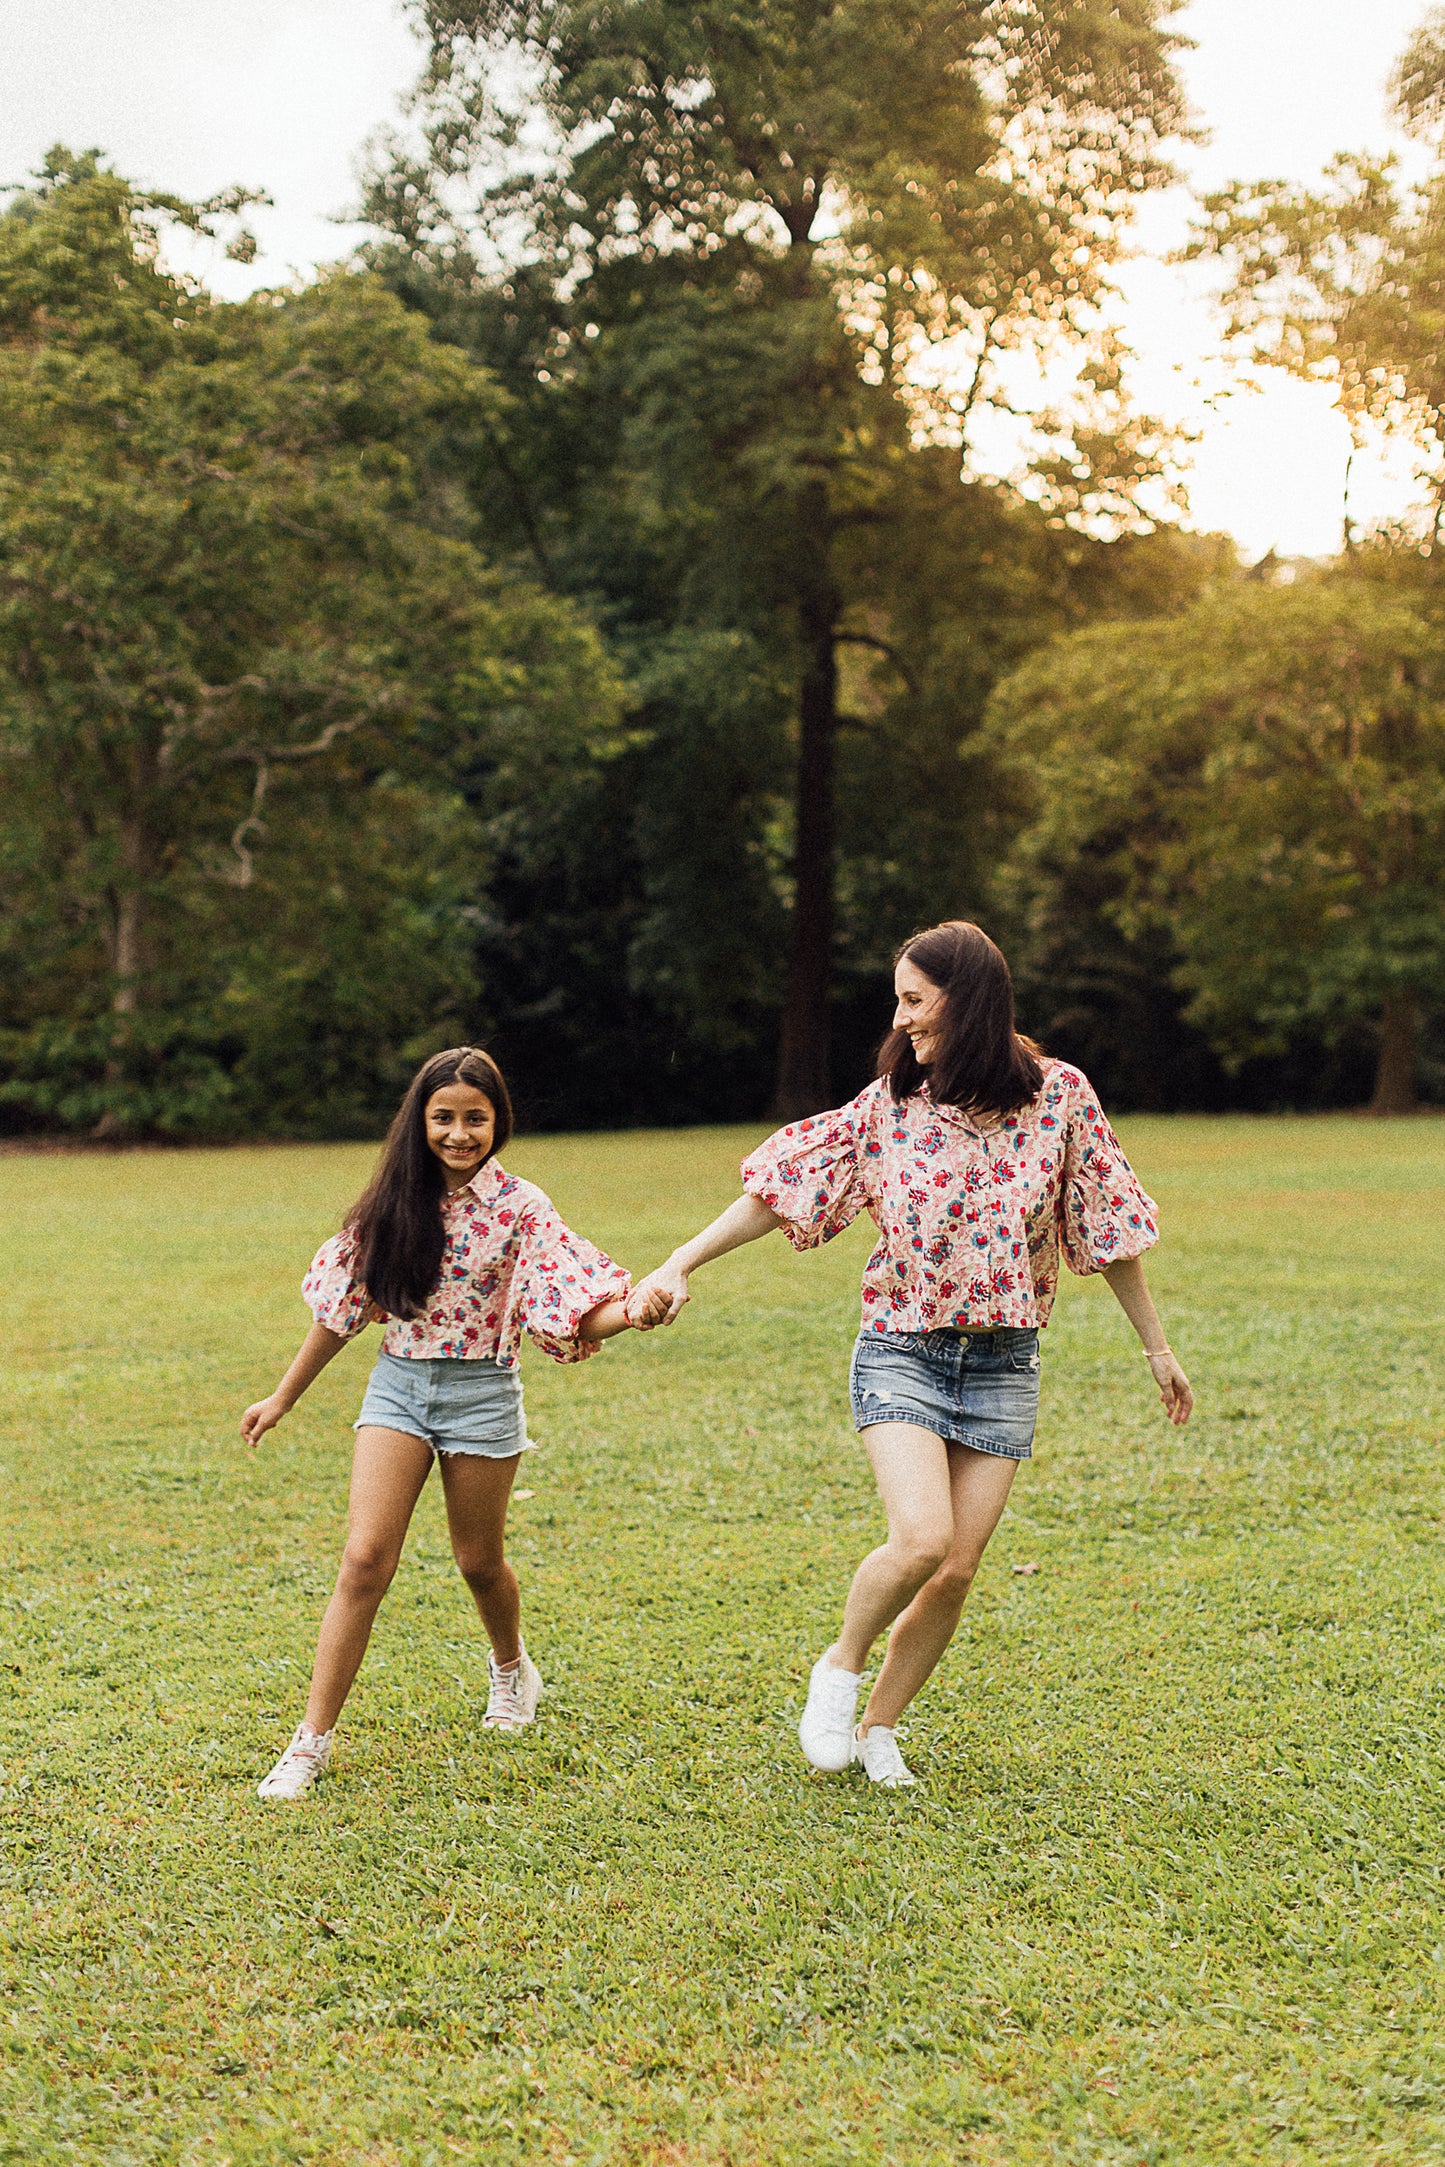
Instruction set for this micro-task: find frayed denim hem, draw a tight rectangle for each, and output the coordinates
[849,1404,1033,1460]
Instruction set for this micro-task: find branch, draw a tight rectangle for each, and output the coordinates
[268,512,333,543]
[210,711,374,769]
[834,630,918,694]
[226,762,270,888]
[215,706,386,882]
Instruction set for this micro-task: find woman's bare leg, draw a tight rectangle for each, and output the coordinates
[831,1423,956,1673]
[860,1443,1018,1730]
[437,1450,523,1665]
[302,1426,434,1733]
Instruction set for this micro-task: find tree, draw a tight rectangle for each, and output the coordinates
[0,153,621,1135]
[983,579,1445,1112]
[1187,4,1445,547]
[367,0,1190,1115]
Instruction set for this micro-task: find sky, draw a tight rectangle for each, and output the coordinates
[0,0,1436,558]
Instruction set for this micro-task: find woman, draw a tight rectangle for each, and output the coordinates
[626,922,1192,1789]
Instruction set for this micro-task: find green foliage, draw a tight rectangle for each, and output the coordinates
[367,0,1192,1114]
[0,153,622,1137]
[1188,10,1445,542]
[3,1120,1444,2159]
[985,576,1445,1104]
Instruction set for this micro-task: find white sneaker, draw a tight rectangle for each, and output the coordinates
[799,1652,862,1772]
[257,1723,333,1801]
[852,1723,917,1788]
[484,1646,543,1734]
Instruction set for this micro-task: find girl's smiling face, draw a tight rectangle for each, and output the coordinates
[893,954,949,1065]
[425,1081,497,1190]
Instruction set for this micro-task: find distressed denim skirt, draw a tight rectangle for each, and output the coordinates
[848,1327,1041,1461]
[355,1352,532,1459]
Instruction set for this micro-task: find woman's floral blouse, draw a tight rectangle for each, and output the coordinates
[303,1160,631,1366]
[741,1063,1157,1334]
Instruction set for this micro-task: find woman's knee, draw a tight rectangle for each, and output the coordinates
[891,1522,953,1582]
[931,1554,979,1604]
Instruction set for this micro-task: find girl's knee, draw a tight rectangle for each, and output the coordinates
[454,1549,507,1592]
[339,1540,400,1599]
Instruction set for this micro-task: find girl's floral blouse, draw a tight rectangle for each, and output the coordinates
[302,1160,631,1366]
[740,1062,1158,1335]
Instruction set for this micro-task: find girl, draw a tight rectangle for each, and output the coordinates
[241,1045,662,1801]
[627,922,1193,1789]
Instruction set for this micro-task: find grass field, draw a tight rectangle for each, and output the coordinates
[1,1116,1443,2166]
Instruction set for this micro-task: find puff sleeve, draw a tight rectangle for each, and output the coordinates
[1056,1073,1158,1277]
[517,1202,632,1363]
[740,1089,874,1251]
[301,1229,373,1339]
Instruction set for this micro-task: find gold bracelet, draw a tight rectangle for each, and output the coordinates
[1143,1346,1173,1360]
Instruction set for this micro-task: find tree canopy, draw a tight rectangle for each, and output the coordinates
[0,154,620,1135]
[4,3,1441,1139]
[367,0,1192,1115]
[1188,3,1445,549]
[985,577,1445,1112]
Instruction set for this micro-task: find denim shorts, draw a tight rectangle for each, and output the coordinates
[355,1352,532,1459]
[849,1328,1041,1460]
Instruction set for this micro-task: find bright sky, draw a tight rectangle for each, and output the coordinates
[0,0,1434,557]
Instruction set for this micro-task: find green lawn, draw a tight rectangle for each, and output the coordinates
[1,1117,1443,2166]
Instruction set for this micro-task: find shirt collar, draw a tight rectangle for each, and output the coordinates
[918,1082,1011,1135]
[441,1158,504,1205]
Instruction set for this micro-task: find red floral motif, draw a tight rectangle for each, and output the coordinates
[303,1159,630,1367]
[741,1061,1157,1334]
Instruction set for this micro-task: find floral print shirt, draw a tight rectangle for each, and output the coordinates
[302,1159,631,1366]
[740,1063,1157,1335]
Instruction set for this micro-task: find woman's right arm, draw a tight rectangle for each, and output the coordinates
[626,1195,782,1328]
[240,1320,352,1447]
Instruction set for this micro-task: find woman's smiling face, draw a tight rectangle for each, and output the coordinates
[893,954,949,1065]
[424,1081,497,1189]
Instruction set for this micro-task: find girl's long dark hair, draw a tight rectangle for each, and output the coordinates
[878,921,1045,1117]
[347,1047,514,1320]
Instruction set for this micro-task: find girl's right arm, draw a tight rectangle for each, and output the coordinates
[626,1194,782,1329]
[240,1320,351,1447]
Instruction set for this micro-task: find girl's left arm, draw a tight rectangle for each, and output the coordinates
[520,1203,671,1357]
[576,1289,668,1343]
[1100,1255,1194,1426]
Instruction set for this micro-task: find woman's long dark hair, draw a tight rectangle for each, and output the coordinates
[878,921,1045,1116]
[347,1047,514,1320]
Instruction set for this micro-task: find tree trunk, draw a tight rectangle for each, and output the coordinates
[1370,992,1418,1114]
[770,577,840,1121]
[111,883,142,1016]
[95,817,147,1137]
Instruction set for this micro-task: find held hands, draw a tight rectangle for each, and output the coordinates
[1146,1349,1194,1426]
[625,1258,691,1330]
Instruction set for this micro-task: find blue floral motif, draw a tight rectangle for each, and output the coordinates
[302,1160,630,1368]
[740,1062,1157,1335]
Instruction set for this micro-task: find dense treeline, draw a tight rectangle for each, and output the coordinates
[2,2,1442,1135]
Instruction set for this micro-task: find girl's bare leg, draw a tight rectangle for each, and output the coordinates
[831,1423,956,1674]
[437,1450,523,1665]
[302,1426,434,1734]
[860,1443,1018,1731]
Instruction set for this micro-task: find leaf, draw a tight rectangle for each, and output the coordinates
[514,1488,535,1500]
[1012,1560,1041,1576]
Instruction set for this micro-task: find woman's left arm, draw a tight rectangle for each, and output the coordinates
[1100,1256,1194,1426]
